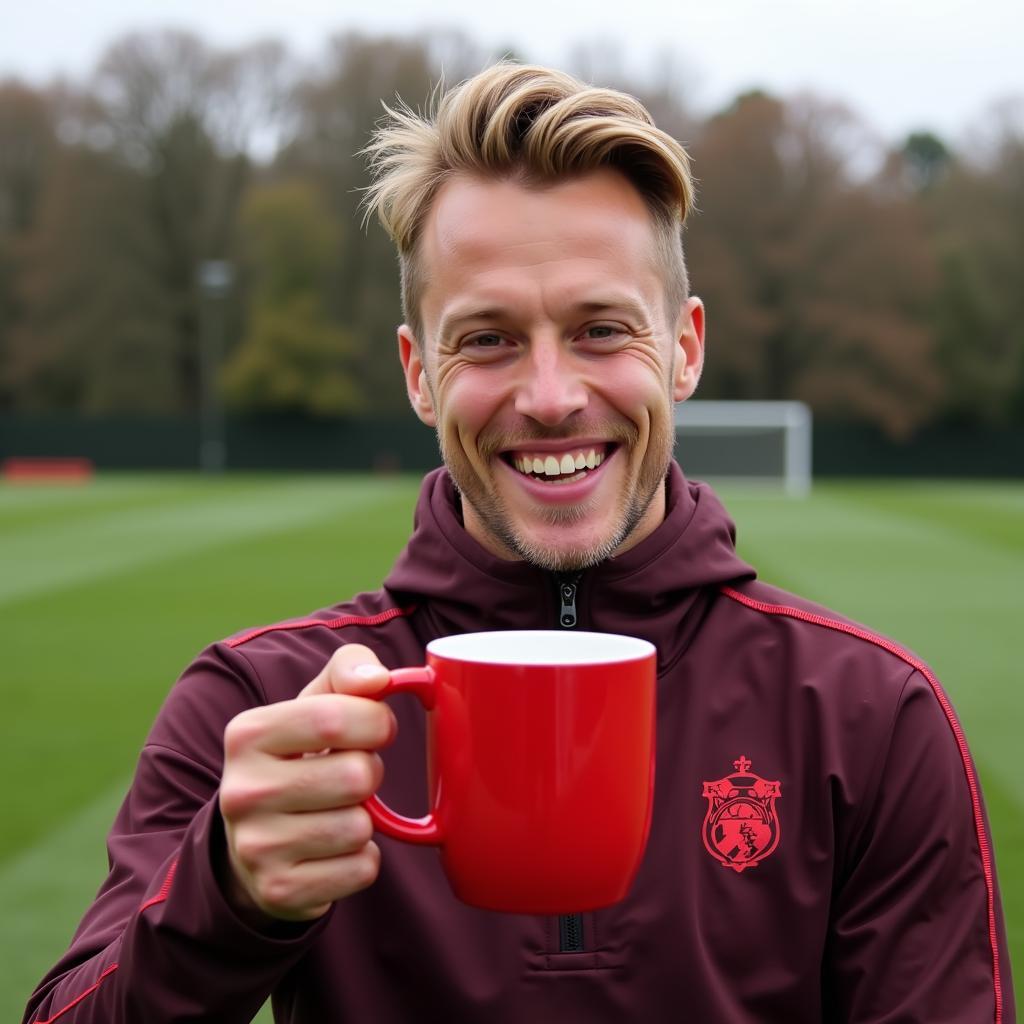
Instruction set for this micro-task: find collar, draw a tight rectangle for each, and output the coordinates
[383,462,756,670]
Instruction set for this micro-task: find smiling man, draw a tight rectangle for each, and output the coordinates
[401,169,704,570]
[26,63,1013,1024]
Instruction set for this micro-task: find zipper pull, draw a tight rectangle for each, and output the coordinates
[558,577,579,628]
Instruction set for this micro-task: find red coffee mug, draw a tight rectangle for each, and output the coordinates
[365,630,656,914]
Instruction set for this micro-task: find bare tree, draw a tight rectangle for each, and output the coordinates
[0,81,57,408]
[927,98,1024,425]
[278,30,483,412]
[687,90,940,437]
[9,31,292,413]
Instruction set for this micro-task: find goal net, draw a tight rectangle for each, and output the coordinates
[673,401,813,497]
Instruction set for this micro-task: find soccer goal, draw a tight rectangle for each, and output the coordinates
[673,401,813,497]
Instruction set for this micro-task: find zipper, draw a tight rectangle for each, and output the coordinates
[558,911,585,953]
[558,574,580,628]
[555,572,585,953]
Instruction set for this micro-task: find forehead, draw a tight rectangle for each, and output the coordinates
[417,169,664,332]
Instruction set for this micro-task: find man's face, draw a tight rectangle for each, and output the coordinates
[400,168,704,572]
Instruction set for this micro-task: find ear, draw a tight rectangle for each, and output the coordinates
[398,324,436,427]
[672,297,705,403]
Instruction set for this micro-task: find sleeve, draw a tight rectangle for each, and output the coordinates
[22,644,330,1024]
[824,668,1015,1023]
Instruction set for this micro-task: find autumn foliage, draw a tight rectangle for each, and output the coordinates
[0,31,1021,437]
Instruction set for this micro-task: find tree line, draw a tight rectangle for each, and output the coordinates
[1,30,1021,437]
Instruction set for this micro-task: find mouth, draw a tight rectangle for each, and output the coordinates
[499,443,615,485]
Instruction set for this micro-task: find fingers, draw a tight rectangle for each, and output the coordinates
[240,842,382,921]
[232,806,376,867]
[224,693,395,759]
[300,644,391,698]
[220,748,384,818]
[219,743,386,920]
[219,643,398,921]
[223,792,382,920]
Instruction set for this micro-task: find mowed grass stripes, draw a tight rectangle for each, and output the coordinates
[1,473,1020,1021]
[0,474,420,862]
[1,474,421,1021]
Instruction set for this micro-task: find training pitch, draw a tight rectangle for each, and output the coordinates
[1,472,1020,1019]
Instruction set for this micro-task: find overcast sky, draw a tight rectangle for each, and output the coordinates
[4,0,1023,143]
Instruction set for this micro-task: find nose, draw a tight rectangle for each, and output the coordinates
[513,336,589,426]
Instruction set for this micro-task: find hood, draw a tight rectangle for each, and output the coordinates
[383,462,756,671]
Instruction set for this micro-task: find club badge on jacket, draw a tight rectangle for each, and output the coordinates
[702,756,782,872]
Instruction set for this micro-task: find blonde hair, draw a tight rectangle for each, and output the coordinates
[362,62,695,338]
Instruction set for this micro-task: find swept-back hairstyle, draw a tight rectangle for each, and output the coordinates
[362,62,696,339]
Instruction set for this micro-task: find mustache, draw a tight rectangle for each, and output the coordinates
[476,419,640,458]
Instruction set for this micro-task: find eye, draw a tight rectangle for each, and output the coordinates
[467,332,505,348]
[579,323,627,344]
[460,331,515,359]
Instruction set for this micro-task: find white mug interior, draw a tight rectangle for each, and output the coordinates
[427,630,655,666]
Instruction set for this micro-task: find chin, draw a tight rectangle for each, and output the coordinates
[506,514,636,573]
[521,546,617,574]
[455,454,662,572]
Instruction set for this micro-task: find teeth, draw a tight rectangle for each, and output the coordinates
[510,448,608,477]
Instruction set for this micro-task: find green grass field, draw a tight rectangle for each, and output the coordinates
[2,472,1020,1020]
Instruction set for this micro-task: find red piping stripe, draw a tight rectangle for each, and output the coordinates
[139,857,178,913]
[32,857,179,1022]
[32,607,414,1023]
[33,963,119,1023]
[720,584,1004,1023]
[227,605,415,648]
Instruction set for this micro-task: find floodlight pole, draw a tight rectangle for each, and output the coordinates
[198,260,233,473]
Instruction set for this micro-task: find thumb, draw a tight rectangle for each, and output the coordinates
[300,643,391,698]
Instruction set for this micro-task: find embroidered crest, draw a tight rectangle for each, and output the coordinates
[701,755,781,872]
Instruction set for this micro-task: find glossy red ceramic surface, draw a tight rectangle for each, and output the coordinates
[365,632,656,913]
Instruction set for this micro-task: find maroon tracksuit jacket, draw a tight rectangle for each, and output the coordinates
[26,466,1014,1023]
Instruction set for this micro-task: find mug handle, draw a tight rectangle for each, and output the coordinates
[363,666,443,845]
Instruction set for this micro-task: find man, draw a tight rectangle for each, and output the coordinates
[26,63,1013,1023]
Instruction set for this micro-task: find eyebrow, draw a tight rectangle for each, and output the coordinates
[437,308,505,340]
[575,298,648,320]
[437,297,648,339]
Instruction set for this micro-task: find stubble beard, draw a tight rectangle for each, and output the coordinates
[439,417,675,574]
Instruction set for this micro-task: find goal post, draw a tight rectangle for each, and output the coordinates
[673,400,813,497]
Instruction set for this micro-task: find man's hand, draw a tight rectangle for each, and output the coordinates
[219,645,395,922]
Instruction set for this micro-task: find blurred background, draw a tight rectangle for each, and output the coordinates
[0,1,1022,469]
[2,2,1021,1020]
